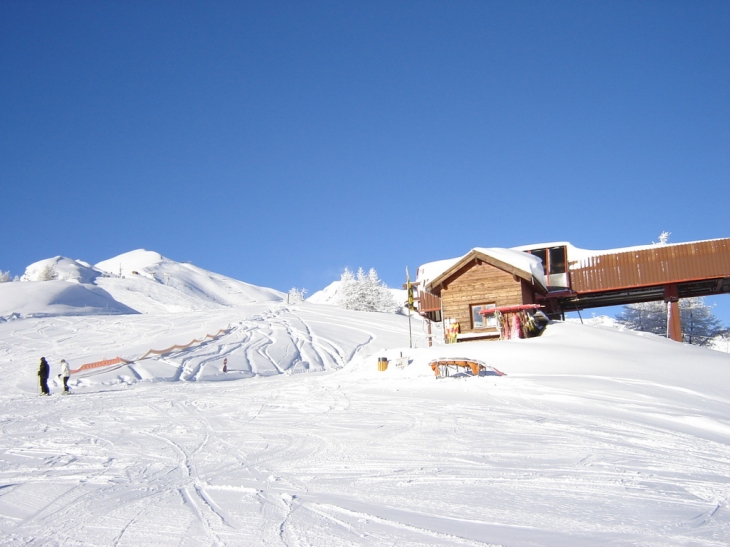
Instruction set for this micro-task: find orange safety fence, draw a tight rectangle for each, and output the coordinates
[70,326,232,374]
[70,357,131,374]
[137,326,232,360]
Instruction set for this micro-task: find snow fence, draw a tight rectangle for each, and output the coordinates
[71,326,232,374]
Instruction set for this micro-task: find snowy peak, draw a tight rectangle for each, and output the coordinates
[95,249,284,308]
[95,249,168,278]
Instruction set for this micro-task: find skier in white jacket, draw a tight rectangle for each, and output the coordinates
[60,359,70,394]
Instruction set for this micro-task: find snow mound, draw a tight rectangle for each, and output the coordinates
[307,280,342,305]
[21,256,102,284]
[0,280,137,319]
[349,321,730,400]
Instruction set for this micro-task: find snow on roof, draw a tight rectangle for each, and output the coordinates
[514,237,730,267]
[510,241,612,263]
[417,247,546,290]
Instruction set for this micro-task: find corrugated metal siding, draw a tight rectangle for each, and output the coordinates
[569,238,730,293]
[418,290,442,312]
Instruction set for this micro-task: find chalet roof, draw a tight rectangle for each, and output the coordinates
[421,248,547,292]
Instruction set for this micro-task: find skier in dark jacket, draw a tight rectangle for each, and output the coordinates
[38,357,50,395]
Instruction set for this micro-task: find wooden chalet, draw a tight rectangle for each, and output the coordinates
[416,237,730,343]
[421,248,547,341]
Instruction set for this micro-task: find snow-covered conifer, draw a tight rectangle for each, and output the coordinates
[680,297,725,347]
[336,267,401,313]
[616,297,725,346]
[655,231,671,245]
[38,264,58,281]
[0,270,11,283]
[337,268,357,310]
[616,301,666,335]
[287,287,308,304]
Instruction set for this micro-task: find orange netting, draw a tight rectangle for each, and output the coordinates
[70,326,232,374]
[70,357,131,374]
[137,327,232,360]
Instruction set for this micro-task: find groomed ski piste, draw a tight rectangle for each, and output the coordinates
[0,250,729,546]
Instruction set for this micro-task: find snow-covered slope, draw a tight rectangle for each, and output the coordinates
[0,280,137,319]
[306,279,342,305]
[1,252,729,546]
[1,308,728,546]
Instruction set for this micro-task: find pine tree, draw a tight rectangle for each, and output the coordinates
[680,297,725,347]
[0,270,11,283]
[38,264,58,281]
[615,301,666,335]
[287,287,307,304]
[338,268,357,310]
[616,297,725,346]
[337,267,400,313]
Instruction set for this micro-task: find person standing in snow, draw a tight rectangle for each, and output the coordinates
[60,359,70,394]
[222,358,228,373]
[38,357,50,395]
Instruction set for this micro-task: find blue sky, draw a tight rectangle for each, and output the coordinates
[1,1,729,323]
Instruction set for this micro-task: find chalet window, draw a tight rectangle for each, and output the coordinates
[471,303,497,329]
[549,246,566,274]
[525,246,568,289]
[530,249,548,275]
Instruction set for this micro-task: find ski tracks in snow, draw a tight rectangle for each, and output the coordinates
[164,305,375,382]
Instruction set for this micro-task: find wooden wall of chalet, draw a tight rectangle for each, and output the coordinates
[439,260,536,333]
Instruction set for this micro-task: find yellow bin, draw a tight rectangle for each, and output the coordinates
[377,357,388,371]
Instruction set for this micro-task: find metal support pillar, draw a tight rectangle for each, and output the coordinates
[664,284,682,343]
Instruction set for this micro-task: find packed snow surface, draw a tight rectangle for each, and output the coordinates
[1,251,729,546]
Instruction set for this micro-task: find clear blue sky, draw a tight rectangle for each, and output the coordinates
[2,2,729,323]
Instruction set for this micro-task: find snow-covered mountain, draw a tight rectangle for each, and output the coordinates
[21,255,102,284]
[1,249,284,319]
[95,249,284,312]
